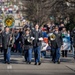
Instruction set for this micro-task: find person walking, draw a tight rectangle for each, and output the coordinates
[22,28,34,64]
[48,26,63,64]
[2,27,14,64]
[32,24,43,65]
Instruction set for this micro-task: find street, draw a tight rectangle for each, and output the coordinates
[0,52,75,75]
[0,0,75,75]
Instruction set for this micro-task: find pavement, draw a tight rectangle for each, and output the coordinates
[0,52,75,75]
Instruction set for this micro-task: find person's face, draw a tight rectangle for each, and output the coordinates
[68,31,70,34]
[16,29,19,32]
[63,28,66,32]
[5,27,9,32]
[55,27,59,31]
[60,24,64,26]
[26,30,29,34]
[35,24,39,29]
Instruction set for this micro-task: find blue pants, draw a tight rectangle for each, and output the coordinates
[6,47,11,63]
[41,51,46,58]
[24,48,32,62]
[16,43,22,53]
[52,47,60,62]
[55,48,60,62]
[34,46,41,63]
[4,48,11,63]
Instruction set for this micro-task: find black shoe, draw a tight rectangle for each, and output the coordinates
[65,56,67,57]
[57,61,60,64]
[53,61,56,64]
[34,63,37,65]
[29,62,31,64]
[7,62,10,64]
[38,62,41,65]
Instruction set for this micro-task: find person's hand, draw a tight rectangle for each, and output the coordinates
[10,37,12,41]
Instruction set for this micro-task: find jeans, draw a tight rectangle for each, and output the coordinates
[6,47,11,63]
[51,47,60,62]
[4,47,11,62]
[55,48,60,62]
[24,48,32,62]
[41,51,46,58]
[34,46,41,63]
[16,43,22,53]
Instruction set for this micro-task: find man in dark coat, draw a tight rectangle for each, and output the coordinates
[22,28,33,64]
[2,27,13,64]
[48,26,63,64]
[32,24,43,65]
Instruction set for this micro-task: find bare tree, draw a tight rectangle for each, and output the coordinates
[24,0,57,26]
[20,0,75,27]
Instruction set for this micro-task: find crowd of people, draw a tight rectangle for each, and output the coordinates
[0,22,75,65]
